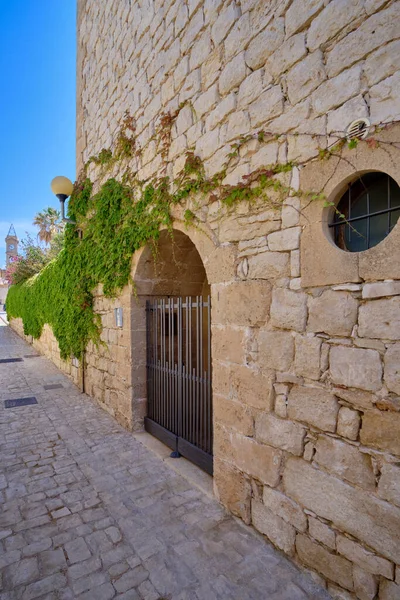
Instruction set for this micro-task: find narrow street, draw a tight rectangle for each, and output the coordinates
[0,324,328,600]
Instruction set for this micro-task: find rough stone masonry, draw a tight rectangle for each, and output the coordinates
[11,1,400,598]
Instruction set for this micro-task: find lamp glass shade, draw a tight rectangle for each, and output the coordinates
[50,176,74,197]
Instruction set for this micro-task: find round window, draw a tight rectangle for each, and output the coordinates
[330,172,400,252]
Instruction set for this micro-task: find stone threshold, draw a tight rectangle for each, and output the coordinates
[132,431,214,499]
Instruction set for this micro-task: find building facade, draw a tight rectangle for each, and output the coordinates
[11,1,400,598]
[0,225,18,307]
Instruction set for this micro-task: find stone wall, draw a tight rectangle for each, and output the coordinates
[10,318,81,387]
[75,1,400,598]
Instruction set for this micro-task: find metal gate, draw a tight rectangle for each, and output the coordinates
[145,296,213,475]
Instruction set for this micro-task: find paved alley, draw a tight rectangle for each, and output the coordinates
[0,324,329,600]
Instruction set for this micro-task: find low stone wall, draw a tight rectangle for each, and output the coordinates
[9,317,81,387]
[83,283,135,431]
[9,282,135,432]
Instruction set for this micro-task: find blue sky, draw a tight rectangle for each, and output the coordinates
[0,1,76,267]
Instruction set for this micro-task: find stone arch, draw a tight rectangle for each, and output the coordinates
[133,228,211,298]
[130,226,223,436]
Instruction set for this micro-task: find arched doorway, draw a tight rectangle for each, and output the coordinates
[133,229,213,474]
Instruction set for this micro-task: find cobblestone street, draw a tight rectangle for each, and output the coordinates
[0,324,329,600]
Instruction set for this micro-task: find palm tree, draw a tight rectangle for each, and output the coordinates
[33,207,62,244]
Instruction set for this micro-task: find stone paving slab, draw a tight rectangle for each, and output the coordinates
[0,325,330,599]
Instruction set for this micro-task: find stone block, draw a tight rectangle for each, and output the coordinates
[296,534,353,591]
[380,580,400,600]
[210,2,239,45]
[378,463,400,508]
[270,288,307,332]
[337,407,360,441]
[249,142,279,170]
[285,0,324,37]
[274,395,288,418]
[212,325,245,365]
[353,566,378,600]
[333,387,375,411]
[384,344,400,395]
[314,436,376,490]
[294,335,322,380]
[223,110,251,142]
[231,365,274,411]
[287,386,339,432]
[308,517,336,550]
[195,128,220,160]
[269,100,311,135]
[312,64,362,115]
[336,535,394,579]
[224,12,250,61]
[307,0,364,51]
[231,433,282,486]
[245,18,284,69]
[219,52,247,96]
[247,252,290,280]
[268,227,301,252]
[255,413,306,456]
[205,93,236,131]
[201,46,221,89]
[361,410,400,457]
[214,458,251,523]
[330,346,382,392]
[282,197,301,228]
[248,86,284,128]
[327,95,369,135]
[363,281,400,299]
[263,486,307,531]
[264,33,307,80]
[213,281,272,327]
[283,458,400,563]
[237,70,263,109]
[365,39,400,87]
[291,250,300,278]
[287,50,326,105]
[326,3,400,77]
[370,71,400,126]
[189,31,212,71]
[252,500,296,555]
[214,395,254,437]
[175,105,193,135]
[258,330,295,371]
[179,68,201,103]
[193,84,219,119]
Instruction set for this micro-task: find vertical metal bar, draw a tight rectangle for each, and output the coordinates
[388,174,391,233]
[199,296,203,450]
[348,184,351,244]
[208,295,212,456]
[146,301,150,418]
[162,299,166,430]
[185,297,189,442]
[366,191,370,249]
[195,295,200,449]
[177,297,182,439]
[188,296,192,444]
[155,299,158,424]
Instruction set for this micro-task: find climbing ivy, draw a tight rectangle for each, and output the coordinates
[7,110,395,362]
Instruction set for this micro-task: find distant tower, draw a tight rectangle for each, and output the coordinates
[6,224,18,267]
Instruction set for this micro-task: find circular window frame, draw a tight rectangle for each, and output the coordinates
[322,170,400,254]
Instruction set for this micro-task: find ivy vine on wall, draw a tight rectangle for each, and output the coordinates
[7,110,398,362]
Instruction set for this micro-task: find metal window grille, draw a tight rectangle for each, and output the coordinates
[329,173,400,252]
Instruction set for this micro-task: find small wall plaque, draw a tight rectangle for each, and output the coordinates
[114,307,123,327]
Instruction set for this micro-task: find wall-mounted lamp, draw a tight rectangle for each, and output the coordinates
[114,308,123,328]
[50,176,75,224]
